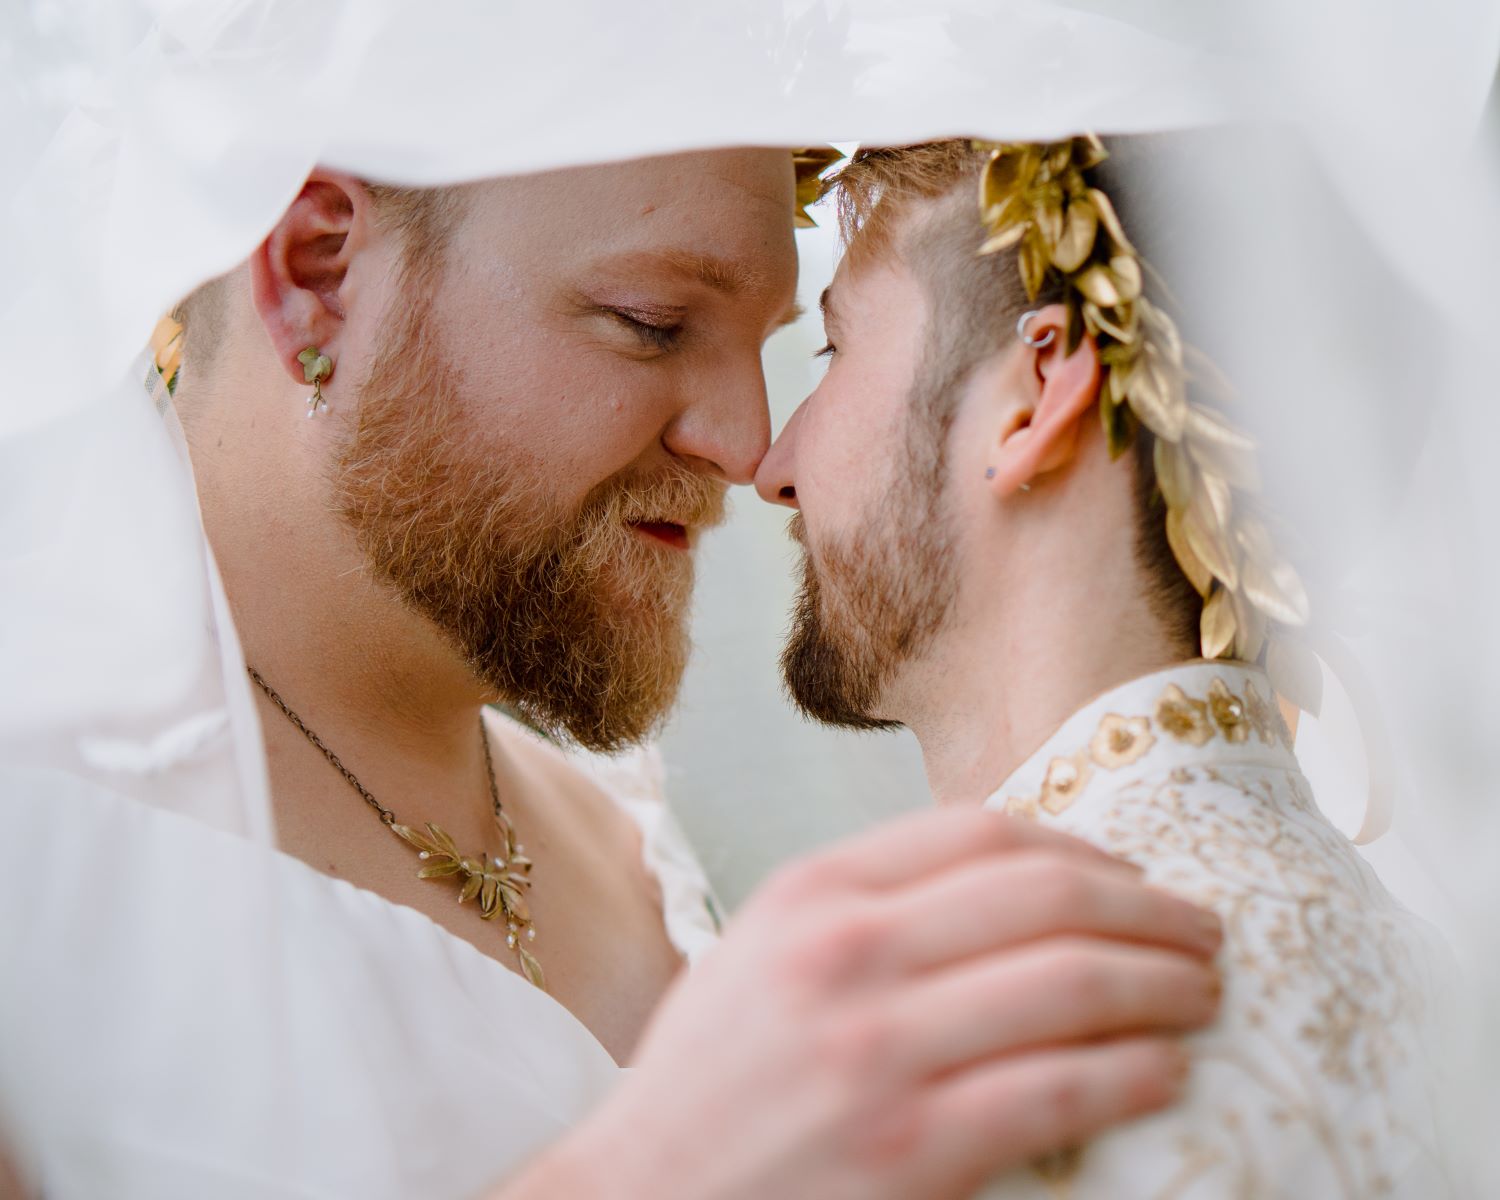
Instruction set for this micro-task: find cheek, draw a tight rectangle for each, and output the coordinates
[798,376,905,530]
[437,303,678,490]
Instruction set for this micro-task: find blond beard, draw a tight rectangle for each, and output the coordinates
[331,293,725,752]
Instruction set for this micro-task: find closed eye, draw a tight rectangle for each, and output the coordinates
[813,342,836,358]
[608,308,683,351]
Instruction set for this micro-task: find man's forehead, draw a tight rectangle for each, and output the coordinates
[457,151,800,318]
[593,247,771,295]
[821,250,915,322]
[499,146,794,213]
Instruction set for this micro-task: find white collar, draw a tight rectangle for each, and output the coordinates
[982,661,1297,820]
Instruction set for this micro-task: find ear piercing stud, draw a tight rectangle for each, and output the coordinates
[297,346,333,417]
[985,466,1031,493]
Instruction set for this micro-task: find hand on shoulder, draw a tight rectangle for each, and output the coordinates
[499,807,1221,1200]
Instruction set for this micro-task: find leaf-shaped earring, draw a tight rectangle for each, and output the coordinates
[297,346,333,417]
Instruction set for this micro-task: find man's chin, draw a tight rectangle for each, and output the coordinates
[464,598,691,753]
[780,605,903,733]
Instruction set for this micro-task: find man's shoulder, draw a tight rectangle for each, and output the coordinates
[1096,760,1441,1089]
[997,762,1452,1198]
[985,666,1452,1194]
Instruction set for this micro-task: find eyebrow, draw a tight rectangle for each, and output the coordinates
[818,285,837,322]
[598,248,804,330]
[607,249,768,296]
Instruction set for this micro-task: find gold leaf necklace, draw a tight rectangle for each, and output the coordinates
[247,666,545,990]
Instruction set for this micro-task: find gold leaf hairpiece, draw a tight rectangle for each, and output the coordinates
[973,134,1309,661]
[149,314,185,393]
[792,146,846,228]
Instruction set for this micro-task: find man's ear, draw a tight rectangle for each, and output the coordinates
[249,170,372,387]
[984,303,1101,497]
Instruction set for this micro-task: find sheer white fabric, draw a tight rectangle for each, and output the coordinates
[2,0,1497,1192]
[561,740,724,963]
[0,620,710,1199]
[0,765,617,1198]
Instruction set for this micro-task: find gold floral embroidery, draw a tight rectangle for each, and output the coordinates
[1242,678,1279,745]
[1005,794,1041,821]
[1089,768,1441,1199]
[1207,677,1251,744]
[1040,751,1093,814]
[987,671,1443,1197]
[1155,683,1214,745]
[1089,713,1155,769]
[1031,1144,1084,1189]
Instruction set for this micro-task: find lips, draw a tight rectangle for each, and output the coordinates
[629,520,691,550]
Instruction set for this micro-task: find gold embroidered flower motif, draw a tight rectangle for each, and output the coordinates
[1004,794,1041,821]
[1089,713,1156,770]
[1041,751,1093,814]
[1031,1145,1084,1184]
[1207,677,1251,744]
[1242,679,1279,746]
[1155,683,1214,746]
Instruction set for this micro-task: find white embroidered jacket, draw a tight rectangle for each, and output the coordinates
[980,662,1451,1199]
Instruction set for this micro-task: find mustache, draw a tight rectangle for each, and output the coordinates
[605,461,731,530]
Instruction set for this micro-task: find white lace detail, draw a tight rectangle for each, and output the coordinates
[558,742,722,964]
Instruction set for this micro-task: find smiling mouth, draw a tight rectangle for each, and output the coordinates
[629,521,691,551]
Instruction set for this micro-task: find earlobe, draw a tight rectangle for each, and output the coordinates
[249,172,368,387]
[983,403,1039,496]
[984,410,1043,497]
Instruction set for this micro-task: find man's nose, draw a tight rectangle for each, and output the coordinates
[753,403,803,509]
[663,360,772,486]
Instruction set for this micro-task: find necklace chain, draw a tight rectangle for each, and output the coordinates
[248,666,399,824]
[245,665,544,989]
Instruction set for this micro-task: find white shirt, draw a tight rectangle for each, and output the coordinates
[0,734,717,1199]
[980,661,1453,1199]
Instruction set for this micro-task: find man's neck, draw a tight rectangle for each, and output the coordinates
[899,569,1183,809]
[183,385,489,777]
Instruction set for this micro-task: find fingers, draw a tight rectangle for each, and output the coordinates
[874,851,1222,974]
[804,807,1135,892]
[879,936,1219,1079]
[911,1037,1188,1197]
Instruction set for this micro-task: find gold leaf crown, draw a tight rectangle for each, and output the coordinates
[975,134,1309,662]
[793,146,846,228]
[149,314,185,393]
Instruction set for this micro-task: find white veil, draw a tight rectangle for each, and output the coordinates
[2,0,1497,1190]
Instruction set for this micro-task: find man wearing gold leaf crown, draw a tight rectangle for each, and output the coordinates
[755,136,1452,1197]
